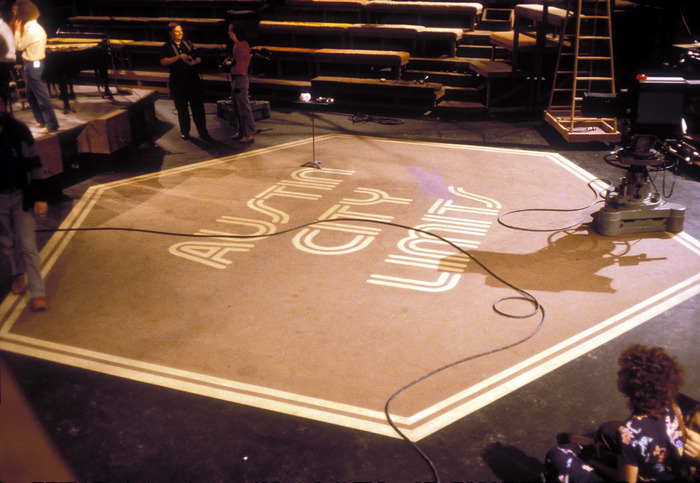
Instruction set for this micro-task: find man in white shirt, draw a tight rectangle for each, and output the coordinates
[13,0,59,133]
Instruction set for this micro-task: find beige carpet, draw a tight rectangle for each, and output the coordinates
[2,135,699,440]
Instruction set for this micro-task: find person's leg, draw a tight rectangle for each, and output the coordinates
[189,87,208,138]
[22,64,45,126]
[543,443,602,483]
[238,76,255,139]
[0,64,12,110]
[231,76,255,139]
[172,93,191,138]
[23,62,59,131]
[0,192,24,280]
[15,206,45,298]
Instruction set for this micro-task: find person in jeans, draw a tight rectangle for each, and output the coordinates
[227,21,255,143]
[0,99,48,311]
[13,0,59,134]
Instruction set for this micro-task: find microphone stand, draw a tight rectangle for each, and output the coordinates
[299,94,334,170]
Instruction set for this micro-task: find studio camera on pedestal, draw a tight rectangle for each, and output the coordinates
[587,74,699,236]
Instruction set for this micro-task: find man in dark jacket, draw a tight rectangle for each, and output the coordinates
[159,22,210,141]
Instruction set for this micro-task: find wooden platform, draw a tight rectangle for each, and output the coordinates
[8,85,159,176]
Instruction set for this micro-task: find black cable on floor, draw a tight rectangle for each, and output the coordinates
[37,217,546,483]
[497,178,613,232]
[347,113,405,126]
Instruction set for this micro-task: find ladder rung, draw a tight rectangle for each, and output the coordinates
[579,36,611,40]
[577,56,612,60]
[575,76,614,81]
[579,15,609,19]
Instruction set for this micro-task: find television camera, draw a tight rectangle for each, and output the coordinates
[586,73,699,236]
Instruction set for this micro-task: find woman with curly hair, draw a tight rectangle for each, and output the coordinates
[543,344,698,482]
[617,344,685,482]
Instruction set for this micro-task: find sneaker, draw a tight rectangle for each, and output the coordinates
[181,133,190,140]
[29,296,48,312]
[11,275,27,295]
[230,132,242,140]
[238,135,254,143]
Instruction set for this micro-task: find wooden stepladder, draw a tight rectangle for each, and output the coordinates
[544,0,621,142]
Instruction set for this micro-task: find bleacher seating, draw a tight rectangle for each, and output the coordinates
[254,46,410,79]
[66,16,227,43]
[365,1,483,30]
[114,40,228,70]
[283,0,483,29]
[314,48,410,78]
[64,0,567,114]
[258,21,352,48]
[489,3,571,69]
[513,4,570,28]
[284,0,370,22]
[81,0,268,17]
[258,21,461,57]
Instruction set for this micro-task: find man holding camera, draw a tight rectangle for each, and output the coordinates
[160,22,211,141]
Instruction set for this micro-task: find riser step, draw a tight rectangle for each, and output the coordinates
[442,86,483,101]
[435,99,487,116]
[402,70,479,88]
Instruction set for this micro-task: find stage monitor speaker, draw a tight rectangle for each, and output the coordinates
[35,132,63,176]
[225,10,260,41]
[77,109,132,154]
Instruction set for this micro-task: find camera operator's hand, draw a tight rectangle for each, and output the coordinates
[184,56,201,66]
[34,201,47,217]
[686,428,700,460]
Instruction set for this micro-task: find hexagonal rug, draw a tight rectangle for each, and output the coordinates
[2,135,699,440]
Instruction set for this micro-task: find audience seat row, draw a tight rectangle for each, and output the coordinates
[256,46,410,79]
[79,0,267,17]
[258,20,464,57]
[286,0,483,29]
[488,3,571,69]
[65,16,227,43]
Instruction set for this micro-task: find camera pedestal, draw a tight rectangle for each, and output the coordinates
[594,140,686,236]
[594,201,686,236]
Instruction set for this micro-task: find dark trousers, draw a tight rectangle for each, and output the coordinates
[0,63,13,110]
[170,77,207,137]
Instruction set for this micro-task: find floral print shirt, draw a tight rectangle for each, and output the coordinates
[619,407,684,481]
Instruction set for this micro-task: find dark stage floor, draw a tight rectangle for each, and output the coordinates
[1,96,699,482]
